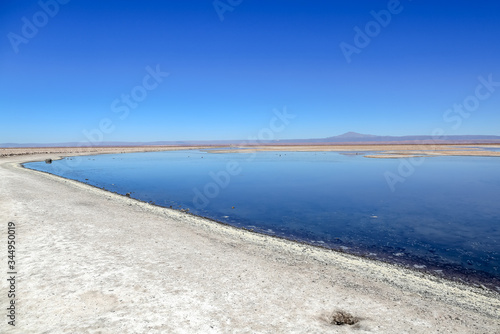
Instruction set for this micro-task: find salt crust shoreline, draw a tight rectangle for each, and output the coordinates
[1,149,499,333]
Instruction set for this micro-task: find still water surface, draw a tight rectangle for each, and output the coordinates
[25,150,500,288]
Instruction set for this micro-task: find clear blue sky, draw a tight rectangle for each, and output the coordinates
[1,0,499,143]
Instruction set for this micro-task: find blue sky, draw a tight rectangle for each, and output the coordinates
[1,0,499,143]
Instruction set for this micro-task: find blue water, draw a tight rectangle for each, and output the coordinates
[24,151,500,288]
[478,147,500,152]
[466,146,500,152]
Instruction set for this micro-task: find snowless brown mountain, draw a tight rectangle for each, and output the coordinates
[2,132,500,147]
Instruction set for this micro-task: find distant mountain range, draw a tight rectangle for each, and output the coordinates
[2,132,500,148]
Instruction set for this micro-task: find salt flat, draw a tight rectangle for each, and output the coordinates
[0,150,499,333]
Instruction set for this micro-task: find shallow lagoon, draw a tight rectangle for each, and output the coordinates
[25,150,500,288]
